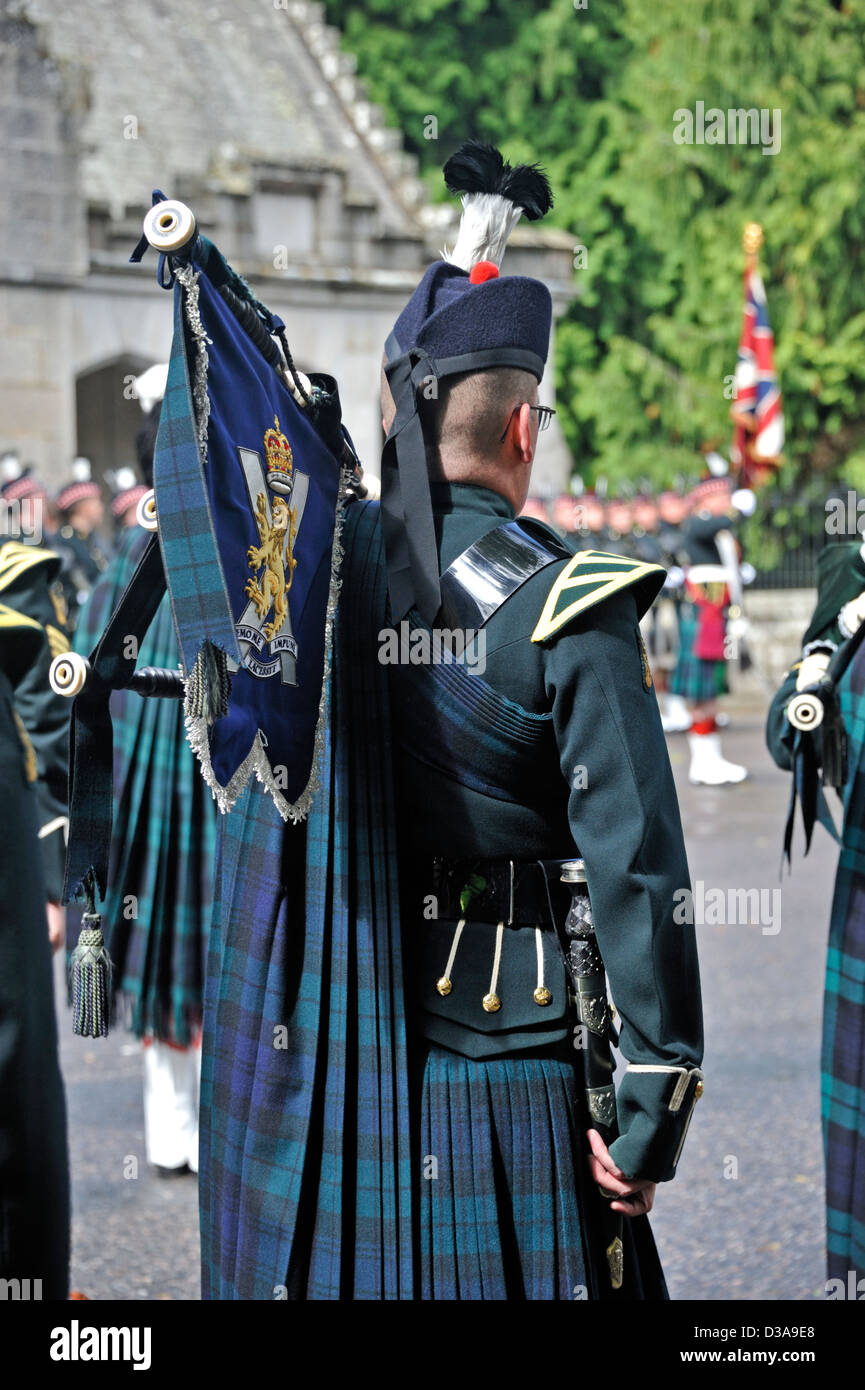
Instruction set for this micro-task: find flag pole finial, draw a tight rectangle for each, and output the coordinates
[743,221,763,263]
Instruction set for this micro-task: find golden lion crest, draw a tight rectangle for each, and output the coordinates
[244,492,299,642]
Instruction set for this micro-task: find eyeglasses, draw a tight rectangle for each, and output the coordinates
[498,404,557,444]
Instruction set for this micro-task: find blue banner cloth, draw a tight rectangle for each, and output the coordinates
[153,261,344,820]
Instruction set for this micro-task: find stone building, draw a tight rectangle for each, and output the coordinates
[0,0,575,500]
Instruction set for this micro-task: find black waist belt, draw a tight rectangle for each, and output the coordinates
[407,856,577,1060]
[424,856,558,927]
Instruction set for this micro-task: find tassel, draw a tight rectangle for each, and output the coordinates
[184,641,230,725]
[70,910,112,1038]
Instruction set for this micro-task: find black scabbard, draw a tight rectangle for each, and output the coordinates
[538,858,625,1292]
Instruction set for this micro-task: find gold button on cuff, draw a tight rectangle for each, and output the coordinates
[694,1079,704,1100]
[482,992,501,1013]
[533,986,552,1006]
[436,977,452,997]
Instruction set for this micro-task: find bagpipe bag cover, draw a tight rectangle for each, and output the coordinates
[153,263,343,820]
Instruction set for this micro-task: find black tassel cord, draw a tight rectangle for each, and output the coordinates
[69,869,113,1038]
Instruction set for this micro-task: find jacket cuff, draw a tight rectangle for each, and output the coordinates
[608,1064,704,1182]
[38,814,69,903]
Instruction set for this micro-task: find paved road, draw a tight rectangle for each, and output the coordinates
[651,714,833,1302]
[56,711,837,1300]
[57,981,200,1300]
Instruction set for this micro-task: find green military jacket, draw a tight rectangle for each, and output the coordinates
[0,599,70,1298]
[0,541,71,899]
[766,541,865,772]
[392,482,704,1184]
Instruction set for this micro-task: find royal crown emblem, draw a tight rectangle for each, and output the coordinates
[263,415,294,495]
[232,417,310,683]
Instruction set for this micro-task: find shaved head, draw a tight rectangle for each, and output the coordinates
[380,360,539,482]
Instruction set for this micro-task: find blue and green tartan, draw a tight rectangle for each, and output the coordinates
[200,501,414,1299]
[824,642,865,1278]
[72,526,216,1043]
[418,1043,665,1300]
[152,281,240,674]
[670,604,728,703]
[419,1046,589,1299]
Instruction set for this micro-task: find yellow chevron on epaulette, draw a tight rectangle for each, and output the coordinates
[0,602,42,634]
[0,542,59,593]
[531,549,666,643]
[45,623,69,658]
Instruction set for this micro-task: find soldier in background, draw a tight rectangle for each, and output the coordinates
[1,455,59,546]
[766,538,865,1285]
[571,491,609,552]
[657,489,690,565]
[0,545,71,1299]
[70,373,215,1178]
[0,537,71,916]
[54,459,110,629]
[656,490,692,733]
[105,466,150,538]
[669,474,754,784]
[603,496,635,556]
[630,494,663,567]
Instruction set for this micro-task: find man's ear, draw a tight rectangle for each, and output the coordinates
[515,402,536,466]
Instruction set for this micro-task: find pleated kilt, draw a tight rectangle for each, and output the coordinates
[824,649,865,1279]
[669,605,727,704]
[823,863,865,1279]
[71,527,215,1044]
[416,1039,667,1301]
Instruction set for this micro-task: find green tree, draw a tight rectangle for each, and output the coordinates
[322,0,865,492]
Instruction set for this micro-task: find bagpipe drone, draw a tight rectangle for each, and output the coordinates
[774,610,865,866]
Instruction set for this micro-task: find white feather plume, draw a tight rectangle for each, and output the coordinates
[441,193,523,271]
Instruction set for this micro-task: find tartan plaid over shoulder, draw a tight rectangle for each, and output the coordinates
[824,642,865,1279]
[199,500,414,1299]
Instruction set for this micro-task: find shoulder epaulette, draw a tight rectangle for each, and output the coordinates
[0,601,44,683]
[531,549,666,643]
[802,541,865,648]
[0,541,61,594]
[0,601,41,633]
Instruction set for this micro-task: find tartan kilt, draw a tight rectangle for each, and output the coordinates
[417,1039,667,1300]
[70,527,216,1044]
[669,606,728,703]
[823,861,865,1279]
[823,650,865,1279]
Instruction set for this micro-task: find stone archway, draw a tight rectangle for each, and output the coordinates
[75,355,154,485]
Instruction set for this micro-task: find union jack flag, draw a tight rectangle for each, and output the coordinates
[730,265,784,488]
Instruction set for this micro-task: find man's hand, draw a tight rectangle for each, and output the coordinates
[47,901,65,955]
[587,1127,656,1217]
